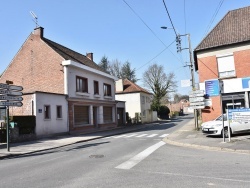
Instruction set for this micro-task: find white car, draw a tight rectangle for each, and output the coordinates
[201,114,250,138]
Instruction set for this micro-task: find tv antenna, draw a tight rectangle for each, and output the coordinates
[30,11,39,28]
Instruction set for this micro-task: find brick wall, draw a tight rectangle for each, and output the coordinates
[0,29,65,94]
[197,48,250,122]
[198,55,218,83]
[234,49,250,77]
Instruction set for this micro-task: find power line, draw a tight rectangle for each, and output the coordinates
[162,0,178,37]
[136,40,175,71]
[203,0,224,37]
[122,0,166,47]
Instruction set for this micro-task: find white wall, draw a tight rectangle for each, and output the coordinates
[63,60,116,101]
[115,92,153,123]
[35,92,68,136]
[115,93,141,118]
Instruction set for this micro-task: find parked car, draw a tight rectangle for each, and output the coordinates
[201,114,250,138]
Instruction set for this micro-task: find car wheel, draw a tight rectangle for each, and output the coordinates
[222,127,232,138]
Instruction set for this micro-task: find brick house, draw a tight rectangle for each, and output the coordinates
[193,6,250,122]
[0,27,118,136]
[115,79,157,123]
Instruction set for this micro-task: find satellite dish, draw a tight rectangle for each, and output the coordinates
[30,11,39,28]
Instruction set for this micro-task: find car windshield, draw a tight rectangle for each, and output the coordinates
[215,114,227,121]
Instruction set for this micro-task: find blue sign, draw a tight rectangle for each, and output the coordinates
[205,79,220,97]
[242,77,250,89]
[228,108,250,120]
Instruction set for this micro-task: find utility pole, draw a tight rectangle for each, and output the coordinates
[177,33,198,129]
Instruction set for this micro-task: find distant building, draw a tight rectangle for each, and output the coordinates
[115,79,157,123]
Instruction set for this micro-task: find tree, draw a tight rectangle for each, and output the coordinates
[98,56,110,73]
[109,59,122,78]
[121,61,138,83]
[142,63,177,112]
[173,93,189,103]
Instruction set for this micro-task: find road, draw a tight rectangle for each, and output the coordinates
[0,115,250,188]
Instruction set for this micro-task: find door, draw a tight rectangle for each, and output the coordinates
[117,108,124,127]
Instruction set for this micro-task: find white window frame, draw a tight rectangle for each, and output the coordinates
[217,54,235,78]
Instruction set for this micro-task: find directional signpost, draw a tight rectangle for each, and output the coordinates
[189,90,205,109]
[0,81,23,152]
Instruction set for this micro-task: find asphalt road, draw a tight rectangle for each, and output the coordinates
[0,116,250,188]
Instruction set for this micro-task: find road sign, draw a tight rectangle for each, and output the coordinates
[0,101,23,107]
[0,89,22,96]
[190,105,205,109]
[0,83,23,91]
[189,90,205,97]
[189,97,204,103]
[0,95,23,101]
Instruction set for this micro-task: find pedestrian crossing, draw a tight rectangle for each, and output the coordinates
[106,133,169,139]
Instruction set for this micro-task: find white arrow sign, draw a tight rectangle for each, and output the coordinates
[0,89,22,96]
[9,85,23,91]
[0,83,23,91]
[0,101,23,107]
[189,97,204,103]
[0,95,23,101]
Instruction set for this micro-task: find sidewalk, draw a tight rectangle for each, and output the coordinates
[1,116,250,160]
[163,117,250,154]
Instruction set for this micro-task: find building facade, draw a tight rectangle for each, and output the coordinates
[194,6,250,122]
[115,79,157,123]
[0,27,118,136]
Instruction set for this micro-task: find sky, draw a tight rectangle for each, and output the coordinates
[0,0,250,97]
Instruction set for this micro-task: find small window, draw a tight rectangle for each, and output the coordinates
[76,76,88,93]
[44,105,51,119]
[94,81,99,95]
[104,83,111,96]
[56,105,62,119]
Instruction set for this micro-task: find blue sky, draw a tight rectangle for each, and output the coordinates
[0,0,249,96]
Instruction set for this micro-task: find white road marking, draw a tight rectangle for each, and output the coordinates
[125,134,138,138]
[113,134,127,138]
[159,134,169,138]
[136,134,148,137]
[115,141,166,170]
[147,134,158,137]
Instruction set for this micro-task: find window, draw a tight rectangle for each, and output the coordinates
[56,105,62,119]
[76,76,88,93]
[103,106,112,123]
[104,83,111,96]
[94,81,99,95]
[74,106,89,125]
[141,96,145,104]
[44,105,51,119]
[217,55,235,78]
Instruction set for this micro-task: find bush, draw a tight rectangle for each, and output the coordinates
[158,106,170,119]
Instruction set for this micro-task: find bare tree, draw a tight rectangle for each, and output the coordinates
[142,63,177,112]
[109,59,122,78]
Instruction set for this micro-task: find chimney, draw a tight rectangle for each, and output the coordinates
[33,27,44,38]
[86,53,93,61]
[116,79,124,92]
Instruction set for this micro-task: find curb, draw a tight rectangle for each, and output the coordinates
[163,137,250,154]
